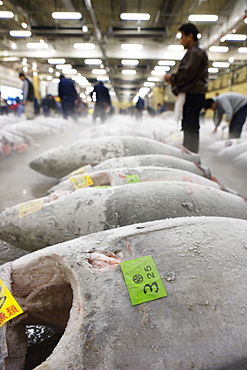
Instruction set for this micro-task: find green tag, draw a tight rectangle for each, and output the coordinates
[126,174,140,183]
[120,255,167,305]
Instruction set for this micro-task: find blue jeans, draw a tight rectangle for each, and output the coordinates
[229,103,247,138]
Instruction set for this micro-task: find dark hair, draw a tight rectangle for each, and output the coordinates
[179,23,199,41]
[19,72,25,78]
[203,98,215,110]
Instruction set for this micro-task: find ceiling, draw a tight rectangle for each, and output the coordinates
[0,0,247,101]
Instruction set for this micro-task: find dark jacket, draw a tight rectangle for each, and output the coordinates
[91,82,111,106]
[170,42,208,96]
[58,77,77,100]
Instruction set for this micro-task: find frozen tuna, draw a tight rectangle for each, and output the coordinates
[46,166,233,195]
[1,217,247,369]
[1,181,247,251]
[29,136,201,178]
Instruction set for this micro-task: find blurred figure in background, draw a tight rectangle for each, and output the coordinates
[58,75,78,120]
[19,73,35,120]
[135,96,145,120]
[157,103,166,114]
[204,92,247,139]
[164,23,208,153]
[90,81,111,123]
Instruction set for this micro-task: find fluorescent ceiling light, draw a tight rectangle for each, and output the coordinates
[121,44,143,50]
[56,64,71,69]
[97,76,109,81]
[52,78,60,83]
[121,59,139,65]
[21,22,28,29]
[212,62,230,68]
[188,15,218,22]
[147,77,160,82]
[122,70,136,75]
[120,13,150,21]
[0,11,14,18]
[9,30,32,37]
[84,59,102,65]
[62,68,77,74]
[238,47,247,53]
[151,70,166,76]
[154,66,170,71]
[158,60,176,66]
[73,43,95,49]
[26,42,48,49]
[92,69,106,74]
[208,67,219,73]
[48,58,66,64]
[228,57,234,63]
[221,34,247,42]
[168,45,184,51]
[52,12,82,19]
[209,46,229,52]
[144,82,155,87]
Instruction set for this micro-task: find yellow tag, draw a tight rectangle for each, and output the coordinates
[70,174,94,190]
[0,279,23,327]
[18,199,43,219]
[70,166,85,176]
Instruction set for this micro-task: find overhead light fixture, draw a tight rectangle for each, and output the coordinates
[92,69,106,74]
[144,82,155,87]
[188,15,218,22]
[151,70,166,76]
[9,30,32,37]
[238,47,247,53]
[82,25,88,32]
[121,70,136,75]
[158,60,176,66]
[48,67,53,73]
[212,62,230,68]
[55,71,60,77]
[209,46,229,52]
[56,64,71,69]
[154,66,170,71]
[11,42,17,50]
[26,42,48,49]
[52,12,82,20]
[33,72,38,76]
[208,68,219,73]
[220,34,247,42]
[147,77,160,82]
[120,13,150,21]
[121,44,143,50]
[0,11,14,18]
[168,45,184,51]
[228,57,234,63]
[21,22,28,29]
[73,43,95,49]
[96,76,109,81]
[121,59,139,65]
[62,68,77,74]
[52,78,60,83]
[48,58,66,64]
[84,59,102,65]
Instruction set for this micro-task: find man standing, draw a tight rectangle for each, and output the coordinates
[204,92,247,139]
[19,73,34,120]
[164,23,208,153]
[90,81,111,123]
[58,75,78,120]
[135,96,145,120]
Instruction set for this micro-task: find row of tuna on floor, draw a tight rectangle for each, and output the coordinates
[1,126,247,369]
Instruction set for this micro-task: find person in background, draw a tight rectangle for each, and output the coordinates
[164,23,208,153]
[135,96,145,120]
[157,103,166,114]
[0,92,8,115]
[58,75,78,120]
[90,81,111,123]
[203,92,247,138]
[19,72,35,120]
[42,95,52,117]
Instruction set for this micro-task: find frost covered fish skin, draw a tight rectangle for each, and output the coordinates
[47,166,230,195]
[1,217,247,369]
[61,153,211,181]
[29,136,201,178]
[1,181,247,251]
